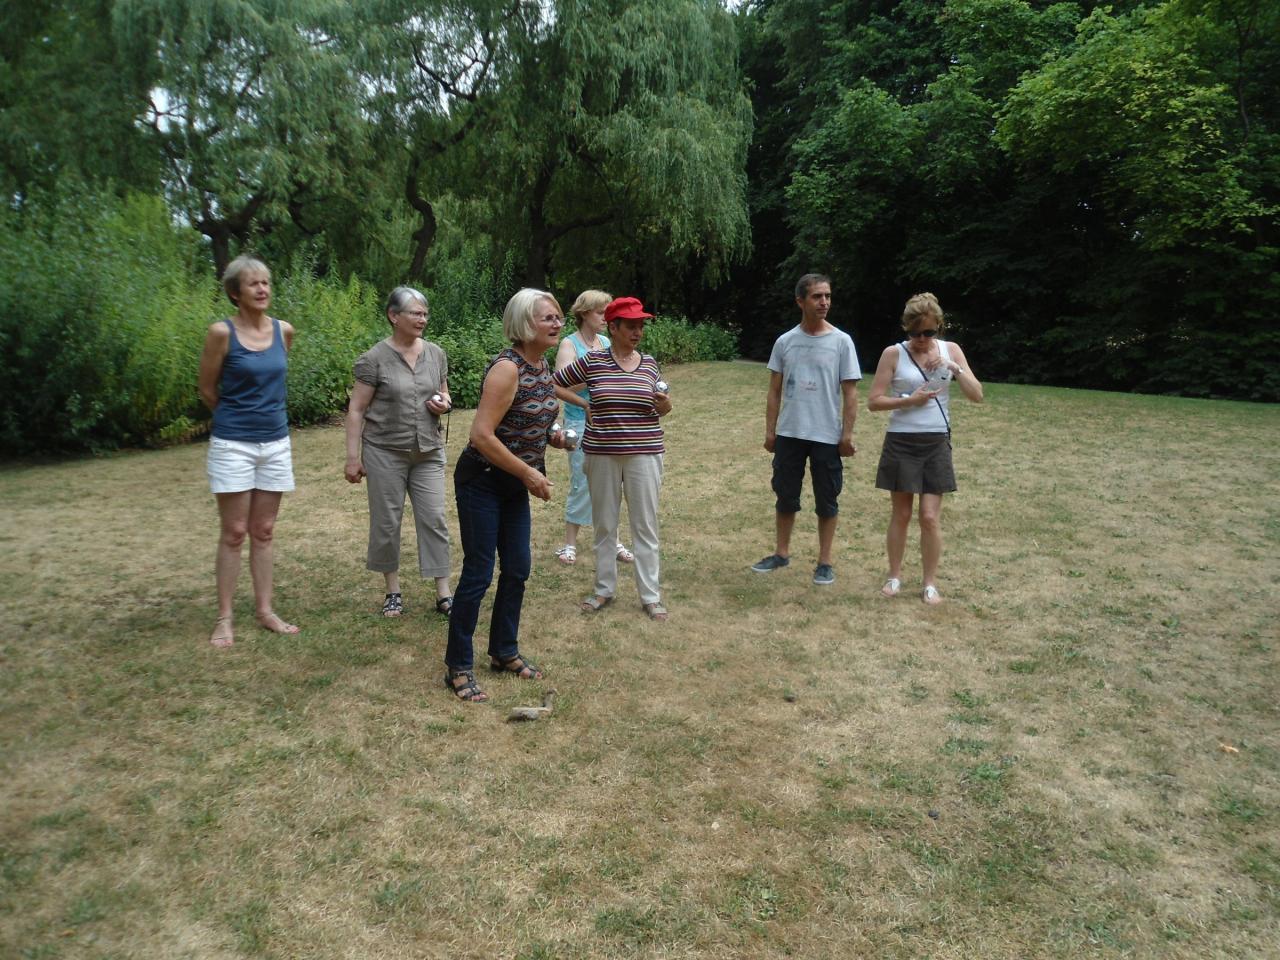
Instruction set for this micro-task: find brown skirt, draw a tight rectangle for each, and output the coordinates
[875,432,956,494]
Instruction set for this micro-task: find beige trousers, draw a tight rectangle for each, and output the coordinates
[584,453,663,604]
[362,442,450,578]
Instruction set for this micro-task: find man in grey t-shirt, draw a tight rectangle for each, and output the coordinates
[752,274,862,585]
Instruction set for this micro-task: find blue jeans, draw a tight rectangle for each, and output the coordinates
[445,468,531,672]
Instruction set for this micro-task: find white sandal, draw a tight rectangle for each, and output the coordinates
[616,543,635,564]
[880,577,901,598]
[555,544,577,565]
[922,585,942,605]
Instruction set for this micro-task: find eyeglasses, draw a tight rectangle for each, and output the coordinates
[536,313,564,325]
[907,329,938,339]
[400,310,428,320]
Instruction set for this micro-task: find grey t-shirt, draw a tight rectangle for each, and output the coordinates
[768,325,862,444]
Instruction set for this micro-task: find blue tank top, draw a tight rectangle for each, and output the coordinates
[563,330,610,423]
[211,318,289,442]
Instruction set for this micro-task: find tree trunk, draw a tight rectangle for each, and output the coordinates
[408,202,437,283]
[524,163,554,288]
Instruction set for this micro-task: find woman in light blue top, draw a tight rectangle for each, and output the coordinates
[197,255,300,648]
[551,289,634,567]
[867,293,983,605]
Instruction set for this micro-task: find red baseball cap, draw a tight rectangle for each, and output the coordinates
[604,296,654,324]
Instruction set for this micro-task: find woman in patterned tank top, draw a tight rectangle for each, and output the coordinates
[443,289,571,702]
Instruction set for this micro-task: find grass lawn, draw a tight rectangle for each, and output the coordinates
[2,360,1278,959]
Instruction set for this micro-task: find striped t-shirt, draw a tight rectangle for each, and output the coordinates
[554,350,665,456]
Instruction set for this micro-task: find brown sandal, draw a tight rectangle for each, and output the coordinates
[444,669,488,702]
[489,653,543,679]
[581,594,613,613]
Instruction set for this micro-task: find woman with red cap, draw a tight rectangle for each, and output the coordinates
[554,296,674,620]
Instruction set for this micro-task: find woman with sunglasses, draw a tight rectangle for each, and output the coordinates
[867,293,983,604]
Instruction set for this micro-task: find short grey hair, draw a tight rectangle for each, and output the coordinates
[222,255,271,305]
[385,286,428,326]
[502,287,561,345]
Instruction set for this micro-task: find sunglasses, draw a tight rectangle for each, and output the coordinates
[907,329,938,339]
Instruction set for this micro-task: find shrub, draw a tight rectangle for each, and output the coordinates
[431,319,509,409]
[640,316,739,365]
[276,269,383,424]
[0,186,214,454]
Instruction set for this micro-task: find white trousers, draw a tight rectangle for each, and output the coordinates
[584,453,663,604]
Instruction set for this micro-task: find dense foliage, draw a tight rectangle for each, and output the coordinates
[0,0,1275,454]
[0,190,737,454]
[733,0,1279,399]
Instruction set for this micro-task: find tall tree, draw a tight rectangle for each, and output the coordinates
[480,0,753,301]
[118,0,369,274]
[0,0,157,196]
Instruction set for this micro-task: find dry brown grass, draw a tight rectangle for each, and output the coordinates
[2,361,1278,959]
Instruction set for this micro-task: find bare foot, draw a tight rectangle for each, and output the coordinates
[256,611,300,635]
[210,616,234,648]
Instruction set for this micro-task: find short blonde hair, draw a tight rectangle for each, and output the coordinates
[902,292,944,333]
[503,288,561,344]
[221,255,270,305]
[570,289,612,329]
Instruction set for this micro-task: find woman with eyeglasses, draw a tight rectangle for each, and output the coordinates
[443,288,568,702]
[345,287,454,618]
[867,292,983,604]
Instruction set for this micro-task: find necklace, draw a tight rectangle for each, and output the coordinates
[611,348,640,372]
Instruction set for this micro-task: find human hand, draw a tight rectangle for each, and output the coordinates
[344,459,366,483]
[838,438,857,457]
[654,393,673,416]
[525,469,553,502]
[426,393,451,415]
[764,432,776,453]
[911,383,942,406]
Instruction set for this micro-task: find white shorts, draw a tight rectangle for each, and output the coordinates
[207,436,295,494]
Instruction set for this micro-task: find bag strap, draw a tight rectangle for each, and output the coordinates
[903,345,952,447]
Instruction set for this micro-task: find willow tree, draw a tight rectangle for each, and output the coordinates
[0,0,158,196]
[115,0,369,274]
[480,0,752,300]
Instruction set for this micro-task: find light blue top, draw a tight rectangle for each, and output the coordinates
[561,330,611,423]
[767,325,861,445]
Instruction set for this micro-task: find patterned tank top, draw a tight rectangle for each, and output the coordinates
[466,347,558,469]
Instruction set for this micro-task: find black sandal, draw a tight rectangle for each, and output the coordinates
[381,592,404,617]
[435,595,453,616]
[444,669,488,702]
[488,653,543,680]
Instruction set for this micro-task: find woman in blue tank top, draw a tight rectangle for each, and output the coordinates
[197,255,300,648]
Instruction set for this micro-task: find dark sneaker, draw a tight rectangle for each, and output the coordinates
[813,563,835,586]
[751,553,790,573]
